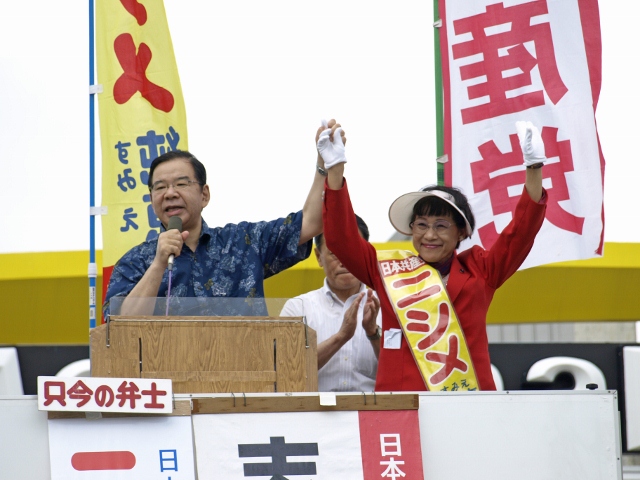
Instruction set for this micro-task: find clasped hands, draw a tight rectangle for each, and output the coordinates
[317,117,546,168]
[316,119,346,169]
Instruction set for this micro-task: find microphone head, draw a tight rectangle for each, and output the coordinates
[167,216,183,232]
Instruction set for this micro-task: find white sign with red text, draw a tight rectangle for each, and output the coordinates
[192,410,424,479]
[48,416,195,480]
[37,376,173,414]
[439,0,605,267]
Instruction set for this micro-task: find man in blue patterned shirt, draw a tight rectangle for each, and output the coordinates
[103,122,341,316]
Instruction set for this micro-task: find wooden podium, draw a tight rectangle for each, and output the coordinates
[90,317,318,393]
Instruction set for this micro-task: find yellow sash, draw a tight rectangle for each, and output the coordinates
[377,250,479,391]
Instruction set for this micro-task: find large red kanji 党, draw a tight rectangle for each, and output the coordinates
[113,33,174,112]
[470,127,585,248]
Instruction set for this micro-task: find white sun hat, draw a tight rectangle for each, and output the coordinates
[388,188,473,237]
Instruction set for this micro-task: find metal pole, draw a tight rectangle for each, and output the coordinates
[89,0,97,330]
[434,0,445,186]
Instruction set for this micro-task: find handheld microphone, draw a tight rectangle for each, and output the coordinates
[166,216,183,271]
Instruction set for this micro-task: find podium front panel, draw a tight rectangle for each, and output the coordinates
[90,317,317,393]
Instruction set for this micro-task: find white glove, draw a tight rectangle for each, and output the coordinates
[317,119,346,169]
[515,121,546,166]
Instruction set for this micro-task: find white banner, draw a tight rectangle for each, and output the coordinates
[192,410,424,479]
[48,416,195,480]
[439,0,605,267]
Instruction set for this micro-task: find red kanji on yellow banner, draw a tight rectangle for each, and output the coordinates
[96,0,188,309]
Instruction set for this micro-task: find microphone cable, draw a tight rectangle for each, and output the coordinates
[165,269,173,316]
[164,216,182,316]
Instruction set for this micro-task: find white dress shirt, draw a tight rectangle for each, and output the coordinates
[280,279,381,392]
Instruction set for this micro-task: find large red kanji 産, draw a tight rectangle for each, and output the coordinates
[453,1,567,124]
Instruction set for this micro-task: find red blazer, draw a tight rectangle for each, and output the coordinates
[323,179,547,391]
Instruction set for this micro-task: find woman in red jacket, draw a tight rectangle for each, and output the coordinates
[317,120,547,391]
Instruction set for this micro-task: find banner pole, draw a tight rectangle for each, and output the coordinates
[434,0,445,186]
[88,0,97,330]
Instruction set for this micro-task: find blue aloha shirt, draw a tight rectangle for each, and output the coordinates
[103,211,311,317]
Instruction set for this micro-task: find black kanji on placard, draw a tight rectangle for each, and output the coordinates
[238,436,318,478]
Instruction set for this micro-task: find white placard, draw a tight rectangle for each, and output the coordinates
[194,411,363,478]
[624,346,640,451]
[48,416,195,480]
[37,376,173,414]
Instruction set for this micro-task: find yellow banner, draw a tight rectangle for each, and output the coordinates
[377,250,479,391]
[97,0,188,268]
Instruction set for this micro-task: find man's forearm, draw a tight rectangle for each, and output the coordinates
[317,331,349,370]
[299,154,326,245]
[119,262,165,315]
[326,163,344,190]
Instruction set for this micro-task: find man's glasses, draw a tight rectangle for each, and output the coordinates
[150,178,202,195]
[410,219,453,234]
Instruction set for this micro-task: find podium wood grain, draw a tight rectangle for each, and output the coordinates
[90,317,318,393]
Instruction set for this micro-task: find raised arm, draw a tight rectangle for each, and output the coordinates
[327,163,345,191]
[479,122,548,287]
[525,165,543,202]
[517,120,545,202]
[320,121,380,288]
[299,120,346,245]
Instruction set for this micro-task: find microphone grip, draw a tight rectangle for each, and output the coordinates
[165,216,182,272]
